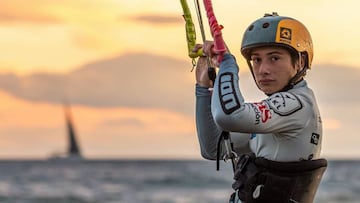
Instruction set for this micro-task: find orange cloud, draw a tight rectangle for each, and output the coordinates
[0,12,61,24]
[126,14,182,25]
[0,1,63,24]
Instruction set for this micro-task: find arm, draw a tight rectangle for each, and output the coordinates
[196,86,252,159]
[195,56,221,160]
[195,84,222,159]
[195,56,251,159]
[211,53,307,133]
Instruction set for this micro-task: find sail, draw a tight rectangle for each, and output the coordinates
[64,103,82,158]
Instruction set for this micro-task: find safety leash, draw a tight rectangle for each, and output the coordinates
[216,131,238,172]
[201,0,237,172]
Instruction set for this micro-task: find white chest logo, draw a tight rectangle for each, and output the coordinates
[266,92,302,116]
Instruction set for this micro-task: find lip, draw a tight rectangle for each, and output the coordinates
[258,79,275,85]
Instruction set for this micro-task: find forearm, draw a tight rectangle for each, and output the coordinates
[195,84,222,160]
[211,53,247,131]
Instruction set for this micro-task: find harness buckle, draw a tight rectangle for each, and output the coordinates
[237,154,251,173]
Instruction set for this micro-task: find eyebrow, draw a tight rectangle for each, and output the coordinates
[251,51,285,56]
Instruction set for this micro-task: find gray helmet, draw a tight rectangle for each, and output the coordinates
[241,12,313,69]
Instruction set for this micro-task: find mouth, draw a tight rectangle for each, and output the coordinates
[258,79,275,86]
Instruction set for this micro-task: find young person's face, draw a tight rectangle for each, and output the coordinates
[250,46,300,95]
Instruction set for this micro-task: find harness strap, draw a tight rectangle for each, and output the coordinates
[231,154,328,203]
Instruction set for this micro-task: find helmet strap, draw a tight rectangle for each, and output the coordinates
[246,60,261,90]
[280,65,307,93]
[281,52,308,92]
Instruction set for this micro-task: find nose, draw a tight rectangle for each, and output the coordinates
[258,61,271,75]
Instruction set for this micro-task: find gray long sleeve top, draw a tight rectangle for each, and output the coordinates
[195,53,322,162]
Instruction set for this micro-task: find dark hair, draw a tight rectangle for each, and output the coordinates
[285,47,299,67]
[286,48,309,70]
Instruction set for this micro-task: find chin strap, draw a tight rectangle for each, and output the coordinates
[280,65,308,93]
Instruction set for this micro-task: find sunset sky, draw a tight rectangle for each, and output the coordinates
[0,0,359,160]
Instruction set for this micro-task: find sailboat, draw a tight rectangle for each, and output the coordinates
[49,103,83,160]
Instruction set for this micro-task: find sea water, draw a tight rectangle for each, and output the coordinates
[0,159,358,203]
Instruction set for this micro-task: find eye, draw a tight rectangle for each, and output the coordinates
[270,56,280,62]
[251,57,261,64]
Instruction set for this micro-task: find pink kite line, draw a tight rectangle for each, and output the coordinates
[203,0,226,63]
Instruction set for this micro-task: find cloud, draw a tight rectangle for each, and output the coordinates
[0,53,195,114]
[0,13,61,24]
[102,117,146,128]
[306,64,360,103]
[0,0,118,25]
[0,91,197,159]
[0,1,62,24]
[127,14,182,25]
[0,52,359,117]
[0,53,360,158]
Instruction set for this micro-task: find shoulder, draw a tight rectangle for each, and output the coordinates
[265,81,317,117]
[264,92,303,116]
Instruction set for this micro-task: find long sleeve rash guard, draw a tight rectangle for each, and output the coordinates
[196,53,322,162]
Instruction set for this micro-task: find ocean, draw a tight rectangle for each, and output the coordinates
[0,159,358,203]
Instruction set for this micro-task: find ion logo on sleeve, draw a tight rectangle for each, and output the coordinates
[218,73,240,114]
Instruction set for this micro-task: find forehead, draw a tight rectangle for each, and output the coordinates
[250,46,290,55]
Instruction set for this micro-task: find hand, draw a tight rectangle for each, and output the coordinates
[202,41,220,67]
[193,42,218,88]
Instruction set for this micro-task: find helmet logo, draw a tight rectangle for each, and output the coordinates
[280,27,292,40]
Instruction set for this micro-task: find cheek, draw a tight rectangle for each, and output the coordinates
[276,71,293,84]
[289,67,298,78]
[253,71,262,83]
[278,64,297,78]
[252,67,262,78]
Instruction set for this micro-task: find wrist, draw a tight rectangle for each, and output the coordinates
[196,82,212,88]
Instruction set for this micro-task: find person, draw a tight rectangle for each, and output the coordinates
[193,12,327,203]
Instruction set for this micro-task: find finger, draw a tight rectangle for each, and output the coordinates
[211,56,219,67]
[196,56,208,67]
[192,44,203,52]
[203,41,216,57]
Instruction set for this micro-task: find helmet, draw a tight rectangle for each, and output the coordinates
[241,12,313,69]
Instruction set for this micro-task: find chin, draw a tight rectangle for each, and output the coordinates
[260,87,277,95]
